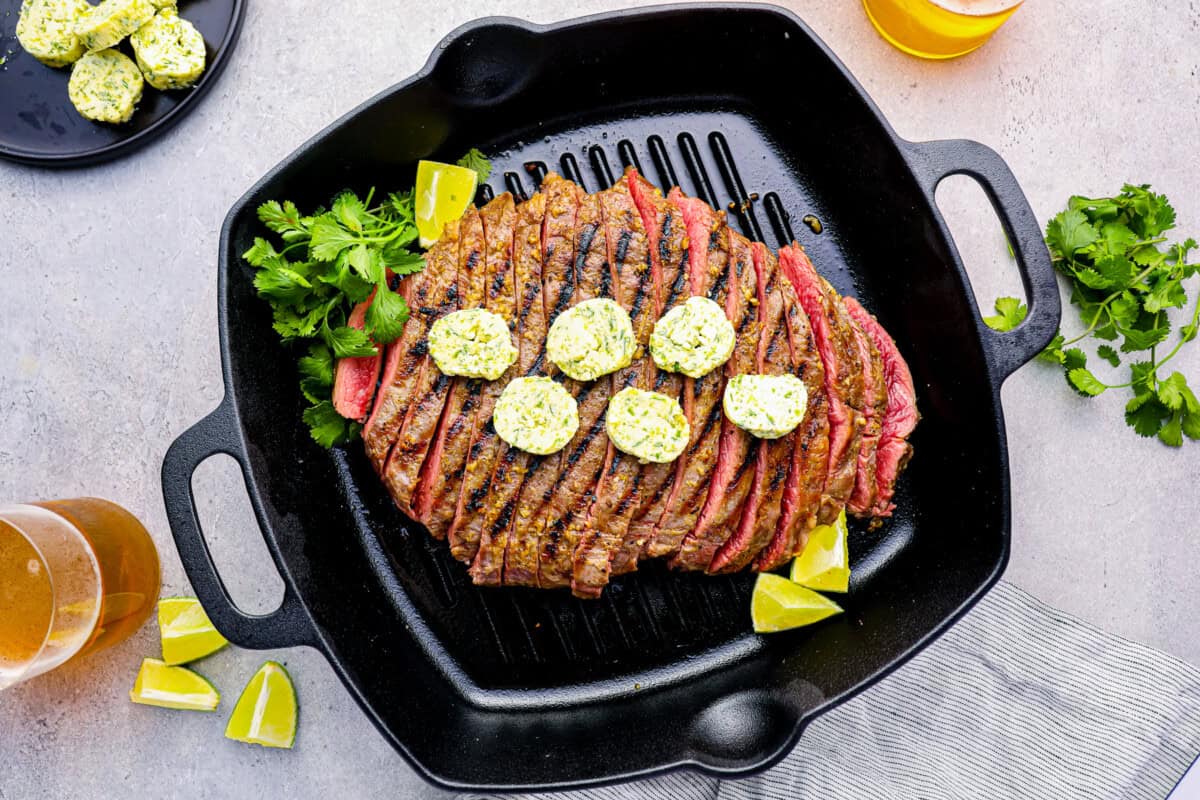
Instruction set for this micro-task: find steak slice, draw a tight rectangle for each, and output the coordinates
[672,229,759,571]
[439,194,520,565]
[641,189,731,560]
[778,244,865,525]
[753,273,830,571]
[535,192,612,589]
[408,206,490,536]
[499,175,584,587]
[362,235,458,474]
[845,306,887,517]
[710,243,794,573]
[571,174,656,598]
[609,168,690,575]
[465,194,544,580]
[332,294,383,423]
[843,297,918,518]
[383,209,480,524]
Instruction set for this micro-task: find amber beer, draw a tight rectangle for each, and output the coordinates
[862,0,1023,59]
[0,498,160,689]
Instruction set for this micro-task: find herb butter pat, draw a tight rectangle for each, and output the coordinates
[649,295,735,378]
[67,48,144,123]
[493,377,579,455]
[130,7,206,90]
[723,374,808,439]
[546,298,635,381]
[74,0,157,53]
[16,0,91,67]
[606,387,690,464]
[428,308,517,380]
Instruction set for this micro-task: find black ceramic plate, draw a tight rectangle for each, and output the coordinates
[0,0,244,166]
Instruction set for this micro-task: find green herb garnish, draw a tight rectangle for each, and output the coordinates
[243,189,425,447]
[987,184,1200,446]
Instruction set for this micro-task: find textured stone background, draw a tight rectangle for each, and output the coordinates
[1,1,1198,797]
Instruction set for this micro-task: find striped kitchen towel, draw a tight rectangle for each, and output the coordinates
[467,582,1200,800]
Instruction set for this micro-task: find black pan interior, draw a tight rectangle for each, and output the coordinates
[216,5,1008,789]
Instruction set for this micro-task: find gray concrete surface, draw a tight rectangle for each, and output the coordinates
[2,1,1199,797]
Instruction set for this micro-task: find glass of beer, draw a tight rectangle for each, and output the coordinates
[0,498,160,690]
[862,0,1024,60]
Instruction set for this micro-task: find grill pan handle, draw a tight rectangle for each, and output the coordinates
[903,138,1061,381]
[161,398,317,650]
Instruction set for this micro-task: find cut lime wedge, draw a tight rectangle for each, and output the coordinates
[158,596,229,665]
[130,658,220,711]
[225,661,298,749]
[790,509,850,593]
[415,160,478,248]
[751,573,843,633]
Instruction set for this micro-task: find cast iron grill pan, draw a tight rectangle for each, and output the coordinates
[162,4,1059,791]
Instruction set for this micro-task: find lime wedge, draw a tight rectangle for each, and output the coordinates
[130,658,220,711]
[751,573,843,633]
[158,596,229,665]
[790,509,850,592]
[415,160,479,248]
[225,661,298,749]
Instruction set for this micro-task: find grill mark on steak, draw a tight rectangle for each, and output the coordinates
[463,194,538,582]
[536,192,611,589]
[611,169,690,576]
[842,297,917,519]
[778,244,865,525]
[412,205,491,538]
[498,176,585,587]
[641,190,732,560]
[672,229,758,570]
[845,310,887,518]
[572,174,657,598]
[710,244,794,573]
[363,225,459,475]
[754,270,830,570]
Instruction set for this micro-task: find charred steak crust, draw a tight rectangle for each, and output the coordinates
[710,244,794,574]
[846,308,887,518]
[672,229,759,571]
[610,168,690,575]
[536,193,612,589]
[363,226,459,474]
[843,297,917,519]
[642,190,731,561]
[408,206,489,537]
[571,175,657,598]
[442,194,520,566]
[753,271,830,571]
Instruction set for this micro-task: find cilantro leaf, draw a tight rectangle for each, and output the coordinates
[1046,209,1099,260]
[365,284,410,344]
[302,401,356,448]
[456,148,492,182]
[324,324,377,359]
[1157,371,1189,411]
[309,215,361,262]
[332,192,369,233]
[258,200,309,242]
[254,265,314,306]
[1096,345,1120,367]
[1037,331,1066,364]
[1125,393,1170,437]
[983,296,1027,332]
[1159,413,1184,447]
[1067,368,1106,397]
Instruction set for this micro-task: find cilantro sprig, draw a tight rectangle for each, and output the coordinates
[243,188,426,447]
[987,184,1200,446]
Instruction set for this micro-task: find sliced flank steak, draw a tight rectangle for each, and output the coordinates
[672,229,759,571]
[778,244,865,526]
[332,294,384,423]
[363,230,459,476]
[845,305,887,518]
[843,297,918,518]
[406,207,489,537]
[609,168,690,576]
[445,194,520,564]
[640,189,731,561]
[571,174,657,598]
[753,271,830,571]
[534,192,613,589]
[710,243,796,573]
[464,193,543,581]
